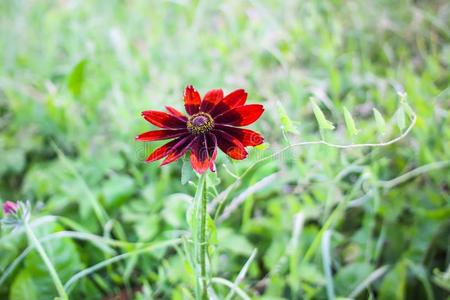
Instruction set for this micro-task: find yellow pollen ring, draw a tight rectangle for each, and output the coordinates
[187,112,215,135]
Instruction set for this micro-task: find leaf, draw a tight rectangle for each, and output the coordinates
[343,106,360,136]
[373,108,386,135]
[276,101,299,134]
[379,260,406,300]
[67,59,88,97]
[399,94,415,118]
[10,270,39,300]
[311,98,335,130]
[396,107,406,132]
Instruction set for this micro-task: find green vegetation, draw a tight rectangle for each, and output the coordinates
[1,0,449,299]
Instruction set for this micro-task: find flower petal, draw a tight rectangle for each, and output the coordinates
[210,89,247,117]
[145,136,188,162]
[142,111,187,129]
[206,133,218,171]
[200,89,223,113]
[214,104,264,126]
[161,135,196,166]
[213,130,248,160]
[215,125,264,146]
[136,129,188,142]
[184,85,201,115]
[165,106,187,121]
[190,135,210,173]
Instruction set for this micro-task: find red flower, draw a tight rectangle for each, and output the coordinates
[3,201,18,215]
[136,85,264,173]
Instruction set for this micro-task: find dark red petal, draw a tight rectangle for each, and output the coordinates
[184,85,201,115]
[142,111,187,129]
[215,125,264,146]
[190,136,210,173]
[145,136,188,162]
[214,104,264,126]
[200,89,223,113]
[206,133,218,171]
[165,106,187,121]
[213,130,248,160]
[210,89,247,117]
[135,129,188,142]
[161,135,195,166]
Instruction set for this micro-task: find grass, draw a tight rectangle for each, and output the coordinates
[0,0,449,299]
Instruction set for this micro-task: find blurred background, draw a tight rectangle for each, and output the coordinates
[0,0,449,299]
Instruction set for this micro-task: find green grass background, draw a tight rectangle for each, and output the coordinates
[0,0,449,299]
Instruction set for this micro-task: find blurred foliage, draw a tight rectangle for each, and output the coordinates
[0,0,449,299]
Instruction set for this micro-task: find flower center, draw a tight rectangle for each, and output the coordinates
[187,112,214,135]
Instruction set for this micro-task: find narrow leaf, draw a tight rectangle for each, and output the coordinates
[373,108,386,135]
[311,98,335,130]
[343,106,360,136]
[399,93,415,118]
[276,101,299,134]
[396,107,406,132]
[67,59,88,97]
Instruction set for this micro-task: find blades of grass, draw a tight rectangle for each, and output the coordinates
[288,212,305,298]
[406,261,435,300]
[0,228,164,288]
[210,179,241,220]
[348,265,389,298]
[64,238,182,292]
[321,230,335,300]
[225,249,258,300]
[218,173,278,223]
[377,160,450,190]
[211,277,251,300]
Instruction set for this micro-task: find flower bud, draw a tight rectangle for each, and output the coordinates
[3,201,18,215]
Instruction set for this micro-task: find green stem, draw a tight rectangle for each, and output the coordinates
[24,221,69,300]
[199,174,208,300]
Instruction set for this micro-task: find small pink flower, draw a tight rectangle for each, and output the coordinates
[3,201,18,215]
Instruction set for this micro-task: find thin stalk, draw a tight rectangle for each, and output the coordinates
[199,174,208,300]
[24,221,69,300]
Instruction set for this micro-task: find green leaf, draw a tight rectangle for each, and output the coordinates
[67,59,88,97]
[373,108,386,135]
[379,260,406,300]
[311,98,335,130]
[10,270,39,300]
[396,107,406,132]
[399,94,415,118]
[343,106,360,136]
[276,101,299,134]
